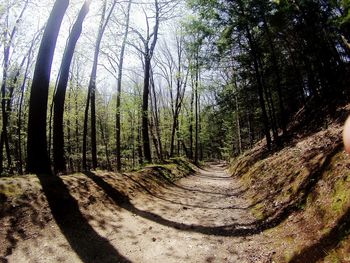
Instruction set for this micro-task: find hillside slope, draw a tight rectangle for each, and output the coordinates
[230,119,350,262]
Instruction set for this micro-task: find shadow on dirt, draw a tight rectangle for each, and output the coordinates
[84,171,285,237]
[37,174,131,263]
[121,172,248,210]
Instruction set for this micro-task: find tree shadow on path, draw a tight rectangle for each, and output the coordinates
[37,174,131,263]
[84,171,264,237]
[121,172,247,210]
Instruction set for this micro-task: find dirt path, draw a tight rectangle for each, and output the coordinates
[3,163,273,263]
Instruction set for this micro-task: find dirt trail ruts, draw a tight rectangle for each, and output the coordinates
[3,163,273,263]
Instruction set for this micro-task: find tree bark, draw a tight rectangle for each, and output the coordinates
[142,56,152,163]
[99,119,111,170]
[150,70,163,160]
[137,114,143,165]
[189,76,194,160]
[27,0,69,174]
[17,32,40,174]
[141,0,160,163]
[235,94,242,155]
[116,0,132,171]
[194,53,200,165]
[53,0,90,174]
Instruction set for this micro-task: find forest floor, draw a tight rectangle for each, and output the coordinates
[0,163,276,263]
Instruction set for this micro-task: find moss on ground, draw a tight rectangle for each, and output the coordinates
[251,202,265,220]
[145,157,195,183]
[0,183,23,198]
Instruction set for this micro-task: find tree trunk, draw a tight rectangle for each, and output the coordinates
[149,115,161,161]
[66,86,73,172]
[74,86,80,171]
[137,115,143,165]
[141,0,160,164]
[131,111,135,169]
[53,0,90,174]
[83,0,115,170]
[116,0,132,171]
[189,76,194,160]
[150,71,163,160]
[149,81,162,161]
[17,32,40,174]
[82,87,91,170]
[235,95,242,155]
[194,53,200,165]
[236,0,271,150]
[170,114,177,157]
[99,119,111,170]
[142,57,152,163]
[27,0,69,174]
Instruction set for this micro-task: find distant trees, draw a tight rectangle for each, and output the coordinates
[0,0,29,174]
[131,0,160,163]
[82,0,116,171]
[157,33,189,158]
[129,0,180,163]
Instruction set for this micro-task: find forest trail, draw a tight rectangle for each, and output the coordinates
[2,163,274,263]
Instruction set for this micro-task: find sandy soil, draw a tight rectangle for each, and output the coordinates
[1,163,274,263]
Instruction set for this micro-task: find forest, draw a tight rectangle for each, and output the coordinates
[1,0,350,262]
[0,0,348,174]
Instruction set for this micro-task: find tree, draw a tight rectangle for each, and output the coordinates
[0,0,29,174]
[83,0,116,170]
[156,32,189,158]
[133,0,160,163]
[27,0,69,174]
[53,0,91,174]
[183,18,210,163]
[116,0,132,171]
[17,31,42,174]
[130,0,179,163]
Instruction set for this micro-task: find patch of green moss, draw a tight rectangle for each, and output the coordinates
[170,157,195,173]
[276,186,294,203]
[321,226,332,236]
[145,158,194,183]
[324,250,341,263]
[0,183,23,198]
[331,175,350,215]
[251,202,266,220]
[284,249,295,262]
[145,165,174,181]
